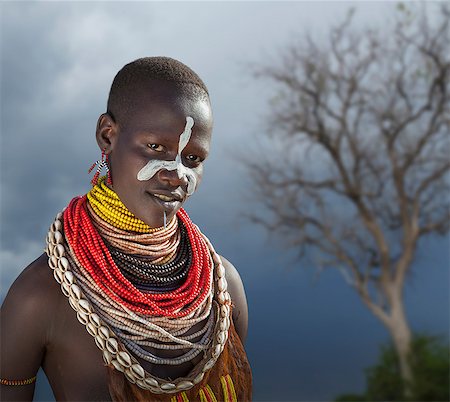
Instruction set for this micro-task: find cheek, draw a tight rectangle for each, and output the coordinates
[111,148,145,180]
[192,168,204,190]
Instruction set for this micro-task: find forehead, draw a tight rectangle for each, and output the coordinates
[120,83,213,146]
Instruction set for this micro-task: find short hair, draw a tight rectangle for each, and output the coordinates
[107,57,209,125]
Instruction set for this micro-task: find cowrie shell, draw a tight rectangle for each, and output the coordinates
[160,383,176,391]
[53,269,63,284]
[193,372,205,384]
[61,282,70,297]
[76,311,89,325]
[58,257,69,272]
[217,292,226,304]
[144,377,158,387]
[130,364,145,380]
[56,212,63,220]
[78,299,92,314]
[111,359,124,372]
[52,220,62,232]
[217,277,227,292]
[216,264,225,278]
[89,313,101,328]
[213,344,223,358]
[217,330,227,345]
[63,271,74,285]
[86,322,98,337]
[98,326,110,340]
[103,350,113,365]
[68,297,78,312]
[220,304,229,318]
[117,351,132,367]
[220,317,229,331]
[53,231,63,244]
[48,256,58,270]
[69,284,82,300]
[95,335,106,350]
[124,369,137,384]
[106,338,119,354]
[54,244,65,258]
[212,253,222,265]
[176,381,193,390]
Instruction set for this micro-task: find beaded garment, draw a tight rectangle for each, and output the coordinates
[45,178,241,396]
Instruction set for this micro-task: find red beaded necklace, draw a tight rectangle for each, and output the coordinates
[63,195,212,318]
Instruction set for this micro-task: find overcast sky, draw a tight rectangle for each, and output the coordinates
[1,2,448,401]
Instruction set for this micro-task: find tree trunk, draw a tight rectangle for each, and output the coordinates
[387,293,414,400]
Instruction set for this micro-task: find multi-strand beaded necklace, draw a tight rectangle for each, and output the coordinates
[46,177,232,394]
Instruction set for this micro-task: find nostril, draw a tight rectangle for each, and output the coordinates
[158,168,188,187]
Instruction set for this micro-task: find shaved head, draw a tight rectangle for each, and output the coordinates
[107,57,209,126]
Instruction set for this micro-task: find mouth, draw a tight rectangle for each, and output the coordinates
[153,193,178,202]
[146,192,183,211]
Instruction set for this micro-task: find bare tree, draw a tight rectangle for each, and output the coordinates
[247,4,449,397]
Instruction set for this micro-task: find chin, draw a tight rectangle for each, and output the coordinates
[143,210,179,229]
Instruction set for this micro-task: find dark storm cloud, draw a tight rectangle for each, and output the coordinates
[0,4,175,252]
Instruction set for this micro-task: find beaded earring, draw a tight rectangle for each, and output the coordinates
[106,153,113,186]
[88,149,112,186]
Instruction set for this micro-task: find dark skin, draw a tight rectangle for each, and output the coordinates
[0,81,248,401]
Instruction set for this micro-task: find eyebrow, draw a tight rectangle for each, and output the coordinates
[186,138,210,157]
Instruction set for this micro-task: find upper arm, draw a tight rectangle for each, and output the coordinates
[220,256,248,344]
[0,254,55,401]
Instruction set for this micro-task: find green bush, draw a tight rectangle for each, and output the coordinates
[409,335,449,401]
[335,334,449,402]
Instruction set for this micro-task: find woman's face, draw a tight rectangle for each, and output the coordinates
[102,83,213,228]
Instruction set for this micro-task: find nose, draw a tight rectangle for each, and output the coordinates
[157,168,188,189]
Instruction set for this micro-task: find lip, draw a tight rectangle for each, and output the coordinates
[146,191,183,211]
[151,190,184,202]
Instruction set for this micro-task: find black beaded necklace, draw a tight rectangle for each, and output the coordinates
[107,223,193,292]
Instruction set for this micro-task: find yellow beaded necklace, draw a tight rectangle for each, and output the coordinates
[87,177,160,233]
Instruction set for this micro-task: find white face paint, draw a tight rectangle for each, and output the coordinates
[137,116,197,195]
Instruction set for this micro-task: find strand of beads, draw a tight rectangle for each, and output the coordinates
[63,196,212,317]
[87,176,157,233]
[63,189,218,366]
[64,242,214,350]
[45,210,232,393]
[108,225,192,291]
[95,215,192,291]
[0,376,36,386]
[87,201,179,262]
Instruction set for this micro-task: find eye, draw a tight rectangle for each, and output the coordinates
[148,143,164,152]
[185,154,203,165]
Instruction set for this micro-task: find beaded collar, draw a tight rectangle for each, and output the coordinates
[45,185,232,394]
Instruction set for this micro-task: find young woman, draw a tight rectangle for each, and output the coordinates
[1,57,252,402]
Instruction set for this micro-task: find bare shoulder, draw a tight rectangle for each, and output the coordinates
[219,255,248,344]
[0,254,62,398]
[3,253,60,306]
[1,253,61,342]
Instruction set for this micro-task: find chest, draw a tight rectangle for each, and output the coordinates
[41,295,110,401]
[42,293,206,401]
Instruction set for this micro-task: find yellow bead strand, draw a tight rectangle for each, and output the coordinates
[87,177,162,233]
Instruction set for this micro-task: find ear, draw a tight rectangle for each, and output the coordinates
[95,113,118,153]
